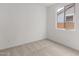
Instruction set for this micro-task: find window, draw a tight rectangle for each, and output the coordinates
[57,7,64,29]
[57,3,75,31]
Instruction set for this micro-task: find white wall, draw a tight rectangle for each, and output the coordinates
[0,4,47,49]
[47,3,79,50]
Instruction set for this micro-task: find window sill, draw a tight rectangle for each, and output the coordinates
[56,28,76,31]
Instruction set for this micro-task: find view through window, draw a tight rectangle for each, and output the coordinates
[57,3,75,30]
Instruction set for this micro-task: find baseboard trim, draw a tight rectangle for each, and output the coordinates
[0,38,46,51]
[47,38,79,52]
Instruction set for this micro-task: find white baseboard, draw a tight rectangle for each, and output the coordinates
[0,37,46,50]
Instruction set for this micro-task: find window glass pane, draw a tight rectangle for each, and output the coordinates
[57,7,64,29]
[65,4,75,30]
[65,4,74,22]
[57,12,64,23]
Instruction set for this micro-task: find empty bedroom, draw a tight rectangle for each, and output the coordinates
[0,2,79,56]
